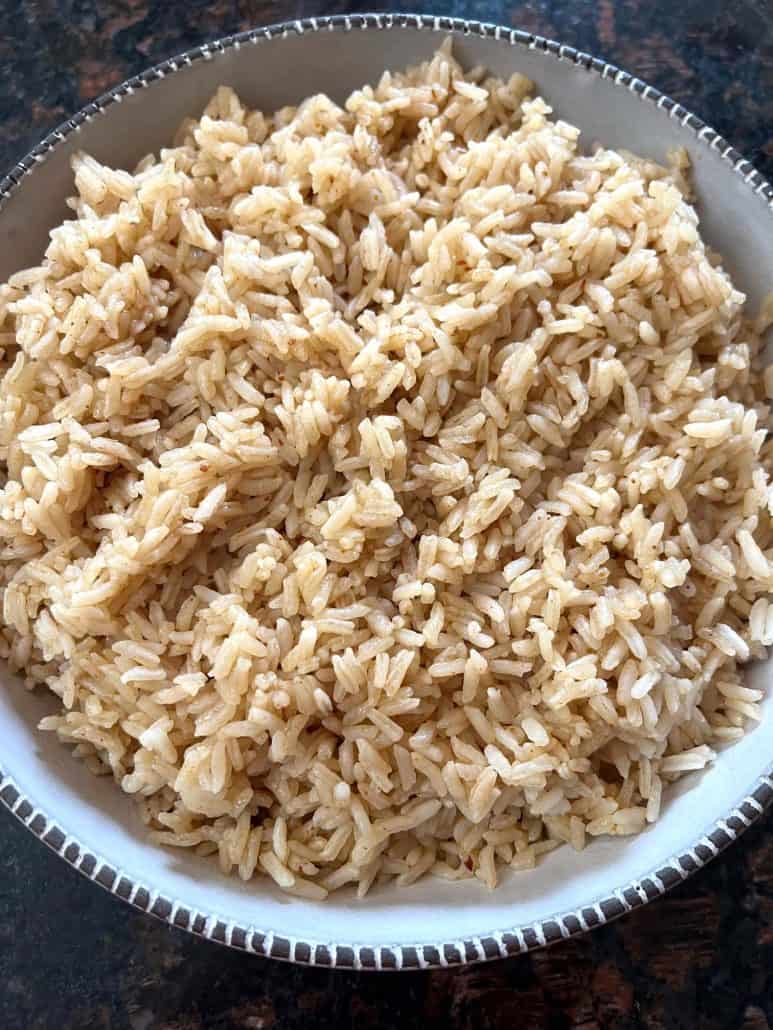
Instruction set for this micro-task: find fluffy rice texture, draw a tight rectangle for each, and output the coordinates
[1,43,772,898]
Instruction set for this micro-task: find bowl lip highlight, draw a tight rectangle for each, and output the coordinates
[1,11,773,971]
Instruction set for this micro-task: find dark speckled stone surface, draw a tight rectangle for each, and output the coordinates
[1,2,772,1027]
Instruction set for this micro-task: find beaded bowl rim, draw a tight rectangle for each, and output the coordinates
[1,12,772,970]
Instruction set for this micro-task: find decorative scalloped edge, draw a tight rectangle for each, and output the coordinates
[1,12,773,970]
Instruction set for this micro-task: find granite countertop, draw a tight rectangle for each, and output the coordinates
[1,2,772,1027]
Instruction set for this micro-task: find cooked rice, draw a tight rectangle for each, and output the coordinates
[1,42,771,898]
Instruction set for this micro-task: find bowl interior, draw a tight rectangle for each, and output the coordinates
[1,21,772,956]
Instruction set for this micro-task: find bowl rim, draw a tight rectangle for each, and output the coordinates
[1,11,773,971]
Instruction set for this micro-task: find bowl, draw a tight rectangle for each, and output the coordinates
[2,13,772,970]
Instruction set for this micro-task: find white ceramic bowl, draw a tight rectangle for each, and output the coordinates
[2,14,772,970]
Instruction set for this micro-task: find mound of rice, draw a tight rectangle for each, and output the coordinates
[1,43,772,899]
